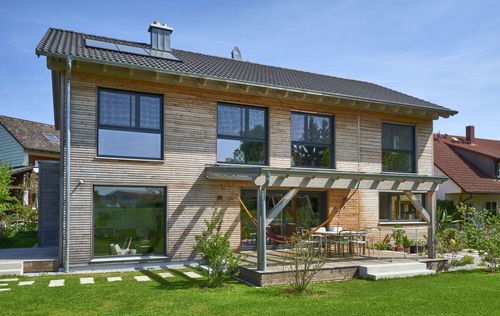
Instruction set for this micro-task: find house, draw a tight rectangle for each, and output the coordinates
[434,126,500,214]
[35,21,457,272]
[0,115,60,205]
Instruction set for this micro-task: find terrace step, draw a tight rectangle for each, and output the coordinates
[0,261,23,276]
[359,262,435,280]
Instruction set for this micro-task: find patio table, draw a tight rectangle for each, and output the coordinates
[316,231,368,256]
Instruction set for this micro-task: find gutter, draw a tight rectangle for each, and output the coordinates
[37,51,458,118]
[64,56,72,273]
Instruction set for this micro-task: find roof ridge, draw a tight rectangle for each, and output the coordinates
[0,115,55,128]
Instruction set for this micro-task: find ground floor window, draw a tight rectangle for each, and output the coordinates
[485,201,498,215]
[93,186,166,257]
[379,192,426,222]
[240,190,326,247]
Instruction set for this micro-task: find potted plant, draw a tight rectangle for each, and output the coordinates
[410,240,426,254]
[403,235,412,253]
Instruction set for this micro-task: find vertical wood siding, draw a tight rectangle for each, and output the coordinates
[65,71,434,264]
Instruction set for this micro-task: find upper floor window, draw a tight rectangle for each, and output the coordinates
[217,103,267,165]
[291,112,334,168]
[382,123,415,173]
[97,89,163,160]
[496,161,500,178]
[379,192,426,222]
[485,202,498,215]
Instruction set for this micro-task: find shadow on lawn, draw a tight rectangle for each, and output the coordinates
[140,269,206,290]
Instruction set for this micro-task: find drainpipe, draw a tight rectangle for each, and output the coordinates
[64,56,72,273]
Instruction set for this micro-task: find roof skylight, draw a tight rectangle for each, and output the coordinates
[43,133,59,142]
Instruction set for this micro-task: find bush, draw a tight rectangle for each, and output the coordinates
[283,234,326,294]
[193,208,242,287]
[451,255,475,266]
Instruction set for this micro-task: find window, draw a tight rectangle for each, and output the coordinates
[217,103,267,165]
[496,161,500,178]
[97,89,163,159]
[382,123,415,173]
[379,192,426,222]
[93,186,166,257]
[291,112,334,168]
[43,133,59,142]
[485,202,498,215]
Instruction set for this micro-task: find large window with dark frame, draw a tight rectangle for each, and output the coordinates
[217,102,267,165]
[382,123,415,173]
[379,192,426,222]
[97,88,163,159]
[93,186,166,257]
[291,112,334,168]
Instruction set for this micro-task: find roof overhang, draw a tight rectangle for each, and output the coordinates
[205,164,448,192]
[42,54,458,120]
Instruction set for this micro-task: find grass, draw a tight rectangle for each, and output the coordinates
[0,230,38,248]
[0,269,499,315]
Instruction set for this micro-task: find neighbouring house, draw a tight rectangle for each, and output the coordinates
[434,126,500,215]
[0,115,60,205]
[34,22,457,272]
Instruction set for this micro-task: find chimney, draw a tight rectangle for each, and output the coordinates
[466,125,475,143]
[148,21,173,51]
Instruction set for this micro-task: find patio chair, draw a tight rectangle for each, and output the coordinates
[300,228,323,250]
[350,229,370,258]
[331,230,352,259]
[109,243,129,255]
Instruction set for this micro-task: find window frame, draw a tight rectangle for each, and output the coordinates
[381,122,416,173]
[379,191,427,223]
[291,111,335,169]
[216,102,269,165]
[485,201,498,215]
[96,87,164,160]
[91,184,168,259]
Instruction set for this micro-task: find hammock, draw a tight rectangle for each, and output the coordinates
[238,187,359,244]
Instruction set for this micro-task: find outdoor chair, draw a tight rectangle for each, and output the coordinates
[350,229,370,258]
[109,243,129,255]
[300,229,323,251]
[331,230,352,259]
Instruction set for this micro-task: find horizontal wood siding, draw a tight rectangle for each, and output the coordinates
[64,71,434,264]
[0,124,25,167]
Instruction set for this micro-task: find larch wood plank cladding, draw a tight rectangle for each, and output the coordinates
[65,71,433,264]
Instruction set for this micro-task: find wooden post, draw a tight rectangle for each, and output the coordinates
[427,191,436,259]
[257,185,267,271]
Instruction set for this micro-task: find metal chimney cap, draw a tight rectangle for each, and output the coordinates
[148,21,174,32]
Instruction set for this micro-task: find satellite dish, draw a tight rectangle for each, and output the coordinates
[231,46,242,61]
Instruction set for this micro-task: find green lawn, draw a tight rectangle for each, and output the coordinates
[0,230,38,248]
[0,269,499,316]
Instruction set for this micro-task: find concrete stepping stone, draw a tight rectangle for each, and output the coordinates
[18,281,34,286]
[0,283,8,286]
[184,271,202,279]
[80,277,94,285]
[134,275,151,282]
[48,279,65,287]
[107,277,122,282]
[158,272,173,278]
[0,288,11,292]
[0,278,18,282]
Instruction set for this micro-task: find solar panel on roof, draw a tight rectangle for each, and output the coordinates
[85,39,118,51]
[116,44,150,56]
[146,49,179,61]
[85,38,180,61]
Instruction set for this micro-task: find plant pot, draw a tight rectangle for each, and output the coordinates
[393,246,404,252]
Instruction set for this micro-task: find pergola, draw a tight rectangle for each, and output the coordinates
[205,164,448,271]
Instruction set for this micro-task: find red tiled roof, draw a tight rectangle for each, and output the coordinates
[434,135,500,193]
[440,135,500,159]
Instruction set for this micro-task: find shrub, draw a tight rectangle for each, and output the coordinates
[451,255,475,266]
[283,234,326,294]
[194,208,242,287]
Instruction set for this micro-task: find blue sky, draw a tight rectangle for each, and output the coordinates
[1,0,499,138]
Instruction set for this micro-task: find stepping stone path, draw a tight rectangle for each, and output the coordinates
[184,271,202,279]
[18,281,34,286]
[49,279,65,287]
[107,277,122,282]
[0,278,18,282]
[80,277,94,285]
[158,272,173,278]
[134,276,151,282]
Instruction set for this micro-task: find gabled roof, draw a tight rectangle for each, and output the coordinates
[439,135,500,159]
[0,115,60,154]
[36,28,457,117]
[434,135,500,194]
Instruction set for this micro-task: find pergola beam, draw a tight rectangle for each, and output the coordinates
[265,188,300,226]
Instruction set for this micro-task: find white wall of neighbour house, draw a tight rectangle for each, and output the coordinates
[444,193,500,212]
[0,124,25,167]
[434,166,461,200]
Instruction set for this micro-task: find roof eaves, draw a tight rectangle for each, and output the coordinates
[38,50,458,118]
